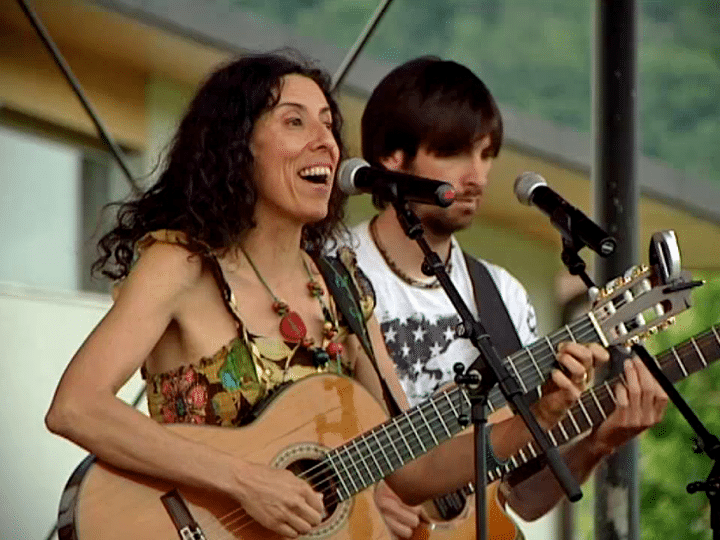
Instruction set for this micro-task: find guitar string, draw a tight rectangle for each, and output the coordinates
[204,317,696,537]
[190,321,598,539]
[297,330,715,516]
[189,314,703,537]
[497,330,718,476]
[214,330,717,538]
[205,334,712,540]
[167,285,688,537]
[218,328,719,537]
[199,317,655,536]
[202,322,609,535]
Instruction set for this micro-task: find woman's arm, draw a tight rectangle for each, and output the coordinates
[46,243,324,538]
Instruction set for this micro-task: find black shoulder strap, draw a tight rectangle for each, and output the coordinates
[315,254,403,417]
[463,252,522,358]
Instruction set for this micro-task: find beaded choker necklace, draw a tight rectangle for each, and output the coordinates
[369,215,453,290]
[240,246,342,369]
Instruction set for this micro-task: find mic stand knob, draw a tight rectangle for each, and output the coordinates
[453,362,483,429]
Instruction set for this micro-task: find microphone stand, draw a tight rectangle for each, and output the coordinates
[388,195,582,540]
[631,343,720,540]
[561,226,719,538]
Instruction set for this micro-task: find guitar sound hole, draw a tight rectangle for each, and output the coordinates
[286,458,340,519]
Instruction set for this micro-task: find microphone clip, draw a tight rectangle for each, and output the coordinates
[561,236,597,289]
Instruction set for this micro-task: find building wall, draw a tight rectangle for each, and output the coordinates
[0,284,145,540]
[0,24,147,150]
[0,126,82,290]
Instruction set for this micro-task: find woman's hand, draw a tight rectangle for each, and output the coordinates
[532,342,609,430]
[233,461,325,538]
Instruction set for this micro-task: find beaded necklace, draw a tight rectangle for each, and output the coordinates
[239,246,343,370]
[369,215,453,289]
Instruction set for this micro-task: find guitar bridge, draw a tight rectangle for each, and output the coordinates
[160,489,207,540]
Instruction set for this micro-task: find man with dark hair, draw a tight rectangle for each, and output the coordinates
[351,56,668,538]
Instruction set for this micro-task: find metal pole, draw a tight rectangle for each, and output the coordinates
[15,0,139,193]
[593,0,640,539]
[330,0,396,91]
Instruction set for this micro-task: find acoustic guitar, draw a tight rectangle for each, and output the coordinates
[412,324,720,540]
[56,264,696,539]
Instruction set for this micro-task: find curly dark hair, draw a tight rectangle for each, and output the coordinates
[94,50,347,280]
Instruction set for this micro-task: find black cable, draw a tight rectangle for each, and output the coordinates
[330,0,395,91]
[16,0,140,194]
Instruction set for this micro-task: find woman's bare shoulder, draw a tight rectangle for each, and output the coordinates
[115,241,209,307]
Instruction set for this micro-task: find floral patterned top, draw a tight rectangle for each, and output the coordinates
[136,230,376,427]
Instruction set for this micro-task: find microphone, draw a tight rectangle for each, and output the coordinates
[514,172,617,257]
[337,157,456,207]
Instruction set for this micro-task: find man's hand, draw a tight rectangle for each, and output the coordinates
[533,342,610,430]
[374,480,424,539]
[585,357,668,455]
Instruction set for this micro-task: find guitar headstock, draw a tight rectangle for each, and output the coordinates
[590,230,702,348]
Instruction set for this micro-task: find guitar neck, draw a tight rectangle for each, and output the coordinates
[324,314,603,501]
[485,313,603,413]
[492,325,720,482]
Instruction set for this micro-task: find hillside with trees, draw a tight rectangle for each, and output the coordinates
[233,0,720,185]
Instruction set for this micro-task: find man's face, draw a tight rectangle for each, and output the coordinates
[403,136,493,236]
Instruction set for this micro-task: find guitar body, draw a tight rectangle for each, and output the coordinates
[58,374,392,540]
[411,483,523,540]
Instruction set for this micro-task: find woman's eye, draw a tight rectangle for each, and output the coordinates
[287,117,303,127]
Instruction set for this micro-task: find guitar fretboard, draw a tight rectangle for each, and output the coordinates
[489,325,720,482]
[323,313,603,501]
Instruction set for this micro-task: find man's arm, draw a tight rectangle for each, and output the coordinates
[502,357,668,521]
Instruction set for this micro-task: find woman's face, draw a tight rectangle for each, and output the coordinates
[250,74,340,226]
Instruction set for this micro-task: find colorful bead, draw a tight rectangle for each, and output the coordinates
[272,300,289,316]
[307,280,324,297]
[279,311,307,343]
[312,348,331,367]
[326,342,343,358]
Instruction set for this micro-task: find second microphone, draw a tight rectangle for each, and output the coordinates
[337,157,456,207]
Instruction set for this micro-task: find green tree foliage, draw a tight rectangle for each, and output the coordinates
[636,273,720,540]
[229,0,720,184]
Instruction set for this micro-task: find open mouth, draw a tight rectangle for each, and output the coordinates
[298,165,332,185]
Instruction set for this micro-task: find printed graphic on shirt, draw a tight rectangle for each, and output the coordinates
[526,303,538,338]
[380,313,477,406]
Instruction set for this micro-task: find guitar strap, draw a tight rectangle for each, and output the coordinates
[315,251,525,420]
[462,251,523,358]
[315,253,404,417]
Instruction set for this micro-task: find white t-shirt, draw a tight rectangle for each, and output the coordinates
[349,220,538,408]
